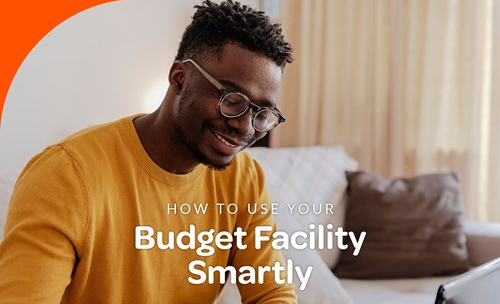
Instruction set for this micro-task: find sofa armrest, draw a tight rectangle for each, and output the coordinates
[464,220,500,266]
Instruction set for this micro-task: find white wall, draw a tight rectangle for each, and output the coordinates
[0,0,260,171]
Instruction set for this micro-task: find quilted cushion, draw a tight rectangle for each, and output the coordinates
[247,146,358,269]
[217,146,358,304]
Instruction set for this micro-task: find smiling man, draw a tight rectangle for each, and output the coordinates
[0,1,296,304]
[134,43,286,173]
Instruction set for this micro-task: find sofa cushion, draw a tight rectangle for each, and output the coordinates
[213,146,358,304]
[335,171,470,279]
[247,146,358,269]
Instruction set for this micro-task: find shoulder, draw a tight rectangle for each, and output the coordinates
[18,115,139,185]
[60,116,134,152]
[20,144,80,180]
[51,115,140,168]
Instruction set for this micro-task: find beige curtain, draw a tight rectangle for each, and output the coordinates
[273,0,500,222]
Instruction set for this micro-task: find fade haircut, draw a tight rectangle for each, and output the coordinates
[175,0,293,68]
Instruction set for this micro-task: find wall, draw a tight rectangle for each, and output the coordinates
[0,0,259,171]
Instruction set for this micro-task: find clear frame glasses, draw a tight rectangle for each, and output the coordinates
[182,59,286,132]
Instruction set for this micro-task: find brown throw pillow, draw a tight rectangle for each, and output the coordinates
[334,171,470,279]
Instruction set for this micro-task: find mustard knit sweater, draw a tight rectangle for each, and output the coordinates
[0,115,297,304]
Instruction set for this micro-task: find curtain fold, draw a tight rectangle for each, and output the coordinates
[274,0,500,221]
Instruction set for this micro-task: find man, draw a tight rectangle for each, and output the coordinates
[0,0,296,303]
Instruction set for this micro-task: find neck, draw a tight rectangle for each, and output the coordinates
[133,109,199,174]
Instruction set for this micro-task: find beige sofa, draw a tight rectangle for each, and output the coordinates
[1,146,500,304]
[217,146,500,304]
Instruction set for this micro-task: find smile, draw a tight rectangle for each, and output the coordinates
[214,132,237,148]
[211,129,239,148]
[208,128,248,157]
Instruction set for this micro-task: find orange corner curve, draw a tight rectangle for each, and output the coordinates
[0,0,124,126]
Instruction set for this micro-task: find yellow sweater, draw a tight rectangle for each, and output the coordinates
[0,116,297,304]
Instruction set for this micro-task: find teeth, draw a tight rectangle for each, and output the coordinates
[214,132,237,147]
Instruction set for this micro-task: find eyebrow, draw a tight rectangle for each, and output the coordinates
[219,79,276,108]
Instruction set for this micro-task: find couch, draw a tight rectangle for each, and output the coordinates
[217,146,500,304]
[1,146,500,304]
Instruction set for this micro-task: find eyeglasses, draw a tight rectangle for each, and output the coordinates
[182,59,286,132]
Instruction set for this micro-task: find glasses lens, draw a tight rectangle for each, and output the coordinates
[220,93,249,117]
[253,109,280,132]
[220,92,282,132]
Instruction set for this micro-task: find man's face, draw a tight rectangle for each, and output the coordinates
[173,44,283,170]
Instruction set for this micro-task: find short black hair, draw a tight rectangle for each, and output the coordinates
[175,0,293,68]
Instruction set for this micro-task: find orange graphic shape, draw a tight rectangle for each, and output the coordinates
[0,0,123,126]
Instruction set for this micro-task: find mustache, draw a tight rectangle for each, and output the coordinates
[203,121,254,145]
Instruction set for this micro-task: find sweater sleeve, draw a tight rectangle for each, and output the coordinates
[0,145,89,304]
[231,159,298,304]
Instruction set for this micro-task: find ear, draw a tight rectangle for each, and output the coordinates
[168,61,186,94]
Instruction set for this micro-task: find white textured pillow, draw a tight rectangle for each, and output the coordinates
[247,146,358,269]
[0,170,19,240]
[216,146,357,304]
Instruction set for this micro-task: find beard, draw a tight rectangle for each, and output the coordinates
[173,93,245,171]
[174,121,232,171]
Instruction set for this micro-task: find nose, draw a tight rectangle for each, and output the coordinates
[226,110,255,137]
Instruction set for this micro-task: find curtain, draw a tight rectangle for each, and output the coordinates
[273,0,500,222]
